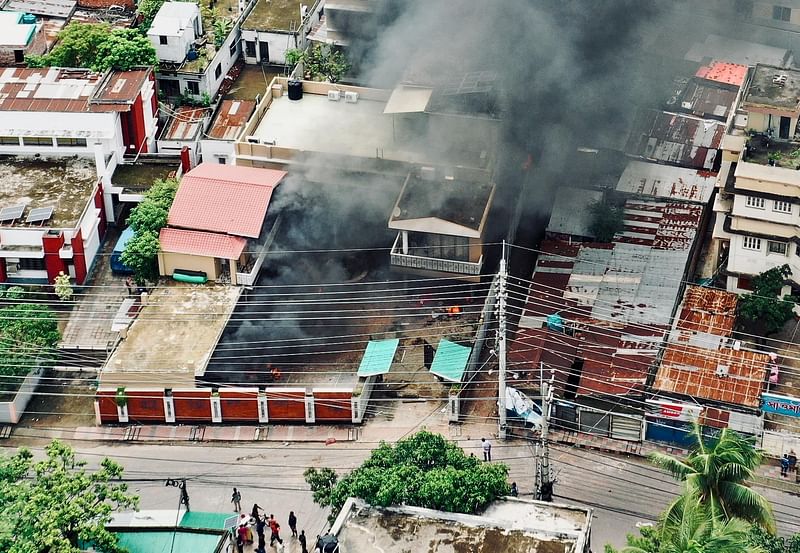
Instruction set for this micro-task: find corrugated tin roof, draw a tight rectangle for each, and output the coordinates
[207,100,257,140]
[616,161,716,204]
[159,227,247,259]
[429,340,471,383]
[161,106,210,141]
[167,163,286,238]
[357,339,399,377]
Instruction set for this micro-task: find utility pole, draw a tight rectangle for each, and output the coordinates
[166,478,190,512]
[497,241,508,440]
[536,380,554,501]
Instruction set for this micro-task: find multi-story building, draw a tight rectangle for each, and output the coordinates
[146,2,203,64]
[240,0,322,65]
[0,11,47,65]
[712,64,800,292]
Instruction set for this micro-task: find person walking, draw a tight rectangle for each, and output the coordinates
[255,513,267,553]
[510,482,518,497]
[789,449,798,473]
[299,530,308,553]
[288,511,298,538]
[781,454,790,477]
[125,276,134,296]
[231,488,242,512]
[481,438,492,462]
[251,503,263,521]
[268,514,283,546]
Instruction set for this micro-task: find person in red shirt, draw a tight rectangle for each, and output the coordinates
[269,514,283,546]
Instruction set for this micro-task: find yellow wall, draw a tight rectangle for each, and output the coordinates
[469,238,483,263]
[159,252,220,280]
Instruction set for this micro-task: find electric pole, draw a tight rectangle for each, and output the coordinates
[166,478,190,512]
[497,241,508,440]
[536,380,554,501]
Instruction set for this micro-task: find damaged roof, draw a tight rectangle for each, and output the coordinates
[616,161,715,204]
[207,100,256,141]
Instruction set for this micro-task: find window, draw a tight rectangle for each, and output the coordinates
[773,5,792,21]
[769,241,788,255]
[229,40,237,56]
[742,236,762,250]
[159,35,168,45]
[214,63,222,80]
[22,137,53,146]
[56,137,87,148]
[407,232,470,261]
[774,200,792,213]
[0,136,19,145]
[18,257,46,271]
[746,196,765,209]
[186,81,199,95]
[217,156,227,164]
[13,50,23,63]
[737,276,753,291]
[245,40,256,58]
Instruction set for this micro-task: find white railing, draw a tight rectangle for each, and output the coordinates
[236,215,283,287]
[390,234,482,276]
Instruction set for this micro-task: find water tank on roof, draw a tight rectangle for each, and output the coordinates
[21,13,37,24]
[287,80,303,101]
[187,48,199,61]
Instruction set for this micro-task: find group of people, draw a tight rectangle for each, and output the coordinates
[231,488,308,553]
[780,449,798,478]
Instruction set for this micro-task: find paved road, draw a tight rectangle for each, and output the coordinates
[4,439,800,551]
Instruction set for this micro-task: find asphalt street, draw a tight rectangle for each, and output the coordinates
[4,439,800,551]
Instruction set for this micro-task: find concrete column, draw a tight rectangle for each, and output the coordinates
[402,231,409,255]
[304,390,315,423]
[116,402,129,423]
[258,392,268,423]
[210,395,222,423]
[230,258,238,285]
[163,392,175,423]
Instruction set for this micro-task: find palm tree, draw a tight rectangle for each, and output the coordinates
[616,500,763,553]
[649,423,775,533]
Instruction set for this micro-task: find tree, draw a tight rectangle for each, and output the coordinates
[606,500,761,553]
[27,23,157,72]
[121,230,161,285]
[589,199,624,242]
[649,423,775,533]
[136,0,167,32]
[736,264,797,336]
[305,430,509,521]
[0,440,138,553]
[748,526,800,553]
[0,304,60,394]
[126,201,169,233]
[286,44,350,83]
[54,271,73,302]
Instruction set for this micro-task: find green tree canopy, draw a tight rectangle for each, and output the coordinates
[0,304,60,394]
[736,264,797,336]
[649,423,774,533]
[305,430,509,522]
[287,44,351,83]
[27,23,157,72]
[589,199,625,242]
[121,230,161,285]
[748,526,800,553]
[0,440,138,553]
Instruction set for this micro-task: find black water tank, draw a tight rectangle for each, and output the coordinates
[287,80,303,101]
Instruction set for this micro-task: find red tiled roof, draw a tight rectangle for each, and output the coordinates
[168,163,286,238]
[695,61,748,88]
[159,227,246,259]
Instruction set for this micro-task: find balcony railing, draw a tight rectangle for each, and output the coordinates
[389,234,482,276]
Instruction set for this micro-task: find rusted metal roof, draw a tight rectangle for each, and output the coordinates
[160,106,211,141]
[625,109,725,170]
[207,100,257,141]
[92,68,151,107]
[655,344,768,408]
[676,285,737,335]
[673,78,739,121]
[616,161,715,204]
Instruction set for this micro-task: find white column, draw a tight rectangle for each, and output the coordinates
[258,392,269,423]
[116,403,129,423]
[402,231,409,255]
[305,390,316,423]
[210,395,222,423]
[163,393,176,423]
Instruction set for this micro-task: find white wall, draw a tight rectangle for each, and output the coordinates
[0,228,46,248]
[199,139,235,164]
[0,371,40,424]
[0,111,122,158]
[241,29,297,65]
[731,194,798,225]
[148,5,201,63]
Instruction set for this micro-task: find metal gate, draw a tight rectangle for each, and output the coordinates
[610,414,643,441]
[579,409,610,436]
[553,401,578,431]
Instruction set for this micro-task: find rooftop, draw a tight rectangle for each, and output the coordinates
[0,12,37,48]
[0,66,150,113]
[685,34,793,67]
[626,109,725,170]
[743,64,800,112]
[388,172,495,238]
[242,0,306,31]
[168,163,286,238]
[695,61,748,88]
[246,80,496,168]
[112,529,226,553]
[207,99,256,140]
[148,1,199,36]
[160,227,247,259]
[3,0,76,18]
[616,161,716,203]
[0,157,98,228]
[101,283,241,388]
[671,77,739,121]
[546,187,603,240]
[110,162,178,192]
[332,498,591,553]
[160,106,211,141]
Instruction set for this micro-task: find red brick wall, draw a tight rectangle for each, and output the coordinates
[126,390,165,422]
[314,392,352,421]
[220,391,259,422]
[266,391,306,421]
[174,390,212,422]
[96,391,119,423]
[0,24,47,65]
[42,232,66,283]
[77,0,135,10]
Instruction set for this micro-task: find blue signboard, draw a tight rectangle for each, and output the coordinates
[762,393,800,417]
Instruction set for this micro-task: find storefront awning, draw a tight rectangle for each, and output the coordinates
[357,339,399,377]
[430,340,471,383]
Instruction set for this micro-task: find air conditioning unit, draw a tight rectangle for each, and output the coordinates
[344,91,359,103]
[327,90,341,101]
[715,364,730,377]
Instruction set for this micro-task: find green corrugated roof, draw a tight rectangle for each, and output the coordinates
[357,339,399,377]
[180,511,235,530]
[429,340,471,383]
[114,530,224,553]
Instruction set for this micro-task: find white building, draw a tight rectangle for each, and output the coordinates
[712,64,800,292]
[240,0,322,65]
[147,2,202,64]
[199,99,256,165]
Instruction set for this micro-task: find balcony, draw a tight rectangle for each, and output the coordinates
[235,215,282,287]
[389,234,482,276]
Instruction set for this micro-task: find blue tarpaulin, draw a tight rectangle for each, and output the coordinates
[357,339,399,377]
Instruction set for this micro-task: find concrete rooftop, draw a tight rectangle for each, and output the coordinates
[0,157,97,228]
[101,283,241,389]
[744,64,800,111]
[111,162,178,192]
[243,0,305,31]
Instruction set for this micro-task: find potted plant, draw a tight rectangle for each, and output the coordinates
[114,387,128,408]
[768,151,782,166]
